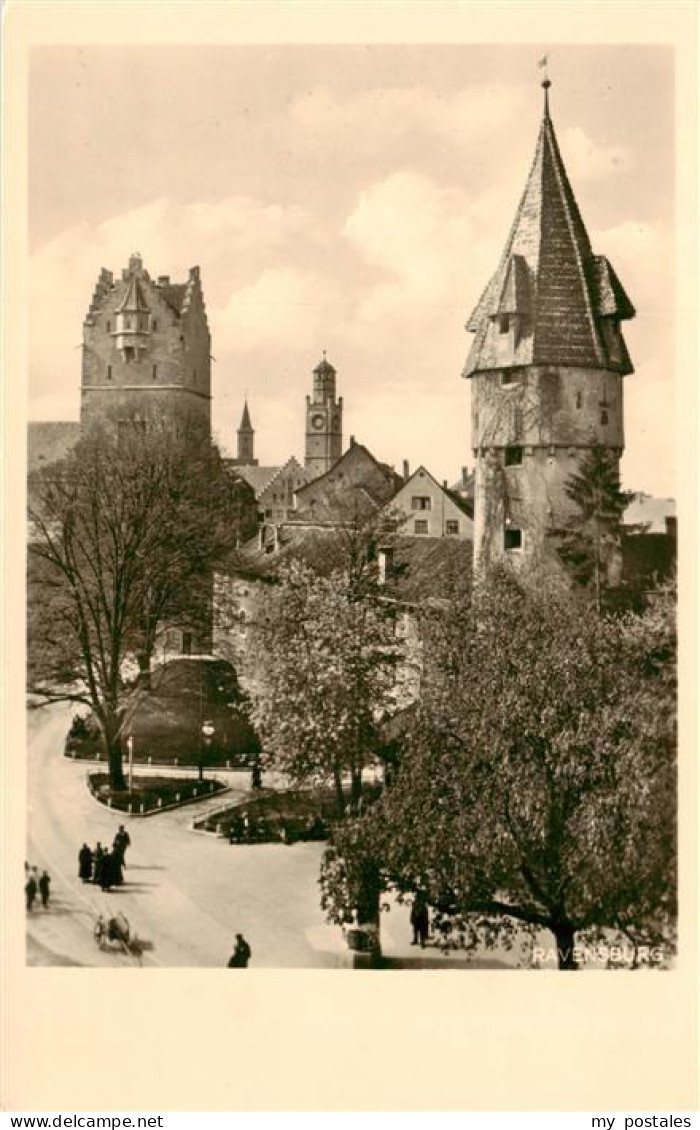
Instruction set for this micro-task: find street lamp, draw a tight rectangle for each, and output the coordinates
[127,735,134,794]
[200,720,215,783]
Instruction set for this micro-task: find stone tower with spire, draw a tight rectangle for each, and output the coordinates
[463,77,635,572]
[232,400,257,466]
[305,353,343,478]
[80,253,212,434]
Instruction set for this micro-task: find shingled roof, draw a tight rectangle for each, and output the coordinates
[464,84,635,378]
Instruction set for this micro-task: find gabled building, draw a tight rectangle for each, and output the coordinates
[463,79,635,572]
[382,465,473,539]
[81,253,211,434]
[295,438,403,524]
[230,456,310,524]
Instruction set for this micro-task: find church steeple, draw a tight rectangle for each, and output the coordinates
[234,399,257,466]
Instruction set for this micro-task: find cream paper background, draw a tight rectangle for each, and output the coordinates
[2,1,697,1113]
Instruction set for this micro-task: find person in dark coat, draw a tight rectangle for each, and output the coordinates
[114,825,131,864]
[100,850,114,891]
[110,848,124,887]
[38,870,51,909]
[25,874,38,911]
[79,843,93,883]
[93,843,105,887]
[410,892,430,948]
[227,933,252,967]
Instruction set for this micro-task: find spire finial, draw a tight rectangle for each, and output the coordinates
[538,53,551,118]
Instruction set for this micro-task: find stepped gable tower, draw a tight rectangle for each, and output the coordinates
[80,253,212,435]
[463,77,635,571]
[304,352,343,478]
[232,399,257,466]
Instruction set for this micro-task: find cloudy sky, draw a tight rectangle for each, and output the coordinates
[29,44,674,495]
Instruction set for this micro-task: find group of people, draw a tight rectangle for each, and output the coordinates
[78,825,131,891]
[25,864,51,911]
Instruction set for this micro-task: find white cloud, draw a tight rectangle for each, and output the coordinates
[561,125,632,182]
[212,267,333,355]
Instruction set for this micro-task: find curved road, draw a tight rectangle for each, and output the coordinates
[26,703,347,968]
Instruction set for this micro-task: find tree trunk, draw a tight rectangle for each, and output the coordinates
[106,736,127,791]
[101,711,126,791]
[136,649,152,690]
[332,765,346,818]
[350,766,363,813]
[553,922,578,970]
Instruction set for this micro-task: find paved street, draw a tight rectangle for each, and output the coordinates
[26,703,517,969]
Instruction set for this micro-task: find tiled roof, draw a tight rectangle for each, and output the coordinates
[623,494,676,534]
[116,274,150,313]
[27,421,81,473]
[229,464,282,497]
[160,284,187,314]
[379,535,472,603]
[464,96,634,378]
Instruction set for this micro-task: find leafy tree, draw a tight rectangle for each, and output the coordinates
[27,420,256,788]
[321,568,676,968]
[558,445,634,612]
[250,559,401,816]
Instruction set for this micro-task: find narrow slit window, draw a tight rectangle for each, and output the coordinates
[152,364,157,380]
[107,365,112,381]
[504,526,522,551]
[505,446,523,467]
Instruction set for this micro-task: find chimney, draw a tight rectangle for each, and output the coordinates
[157,275,170,286]
[349,435,356,446]
[665,515,677,537]
[443,480,448,490]
[402,460,410,481]
[462,466,468,487]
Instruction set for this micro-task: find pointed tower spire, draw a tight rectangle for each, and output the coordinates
[234,399,257,466]
[463,85,634,379]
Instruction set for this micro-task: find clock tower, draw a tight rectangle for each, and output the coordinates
[304,353,343,478]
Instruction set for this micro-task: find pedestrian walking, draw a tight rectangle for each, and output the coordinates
[114,825,131,864]
[100,850,114,891]
[38,870,51,909]
[25,873,38,912]
[93,843,105,887]
[79,843,93,883]
[227,933,252,968]
[410,892,430,948]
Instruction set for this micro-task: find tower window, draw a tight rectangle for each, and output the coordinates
[152,320,157,332]
[576,391,582,409]
[600,409,609,425]
[106,320,111,333]
[504,526,523,551]
[505,446,523,467]
[107,365,112,381]
[152,364,157,380]
[411,496,431,511]
[414,519,429,535]
[498,315,510,334]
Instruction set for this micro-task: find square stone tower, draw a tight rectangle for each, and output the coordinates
[463,79,635,573]
[305,353,343,478]
[80,253,211,435]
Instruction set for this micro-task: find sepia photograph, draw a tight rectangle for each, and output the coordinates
[23,41,678,976]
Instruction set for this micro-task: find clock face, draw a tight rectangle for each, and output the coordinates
[311,414,325,430]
